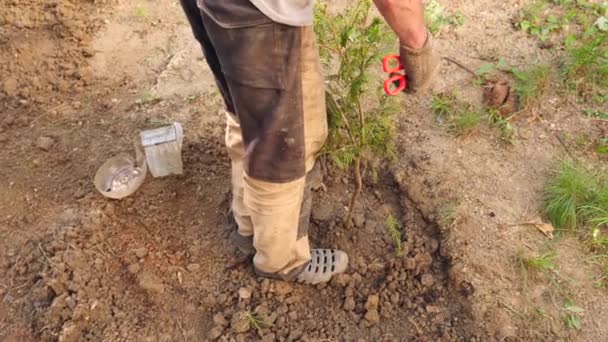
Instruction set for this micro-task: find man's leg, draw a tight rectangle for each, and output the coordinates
[200,12,346,282]
[178,0,233,113]
[225,111,254,253]
[179,0,254,254]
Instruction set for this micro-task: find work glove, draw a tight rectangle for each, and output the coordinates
[399,30,440,93]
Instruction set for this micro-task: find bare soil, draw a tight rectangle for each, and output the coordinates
[1,0,607,341]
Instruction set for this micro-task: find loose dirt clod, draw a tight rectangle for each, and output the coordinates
[213,312,228,327]
[133,247,148,259]
[36,136,55,151]
[58,322,82,342]
[138,272,165,294]
[343,296,356,311]
[238,287,252,300]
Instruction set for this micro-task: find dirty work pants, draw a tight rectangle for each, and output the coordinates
[179,0,328,279]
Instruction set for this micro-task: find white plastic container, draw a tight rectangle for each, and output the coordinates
[140,122,184,178]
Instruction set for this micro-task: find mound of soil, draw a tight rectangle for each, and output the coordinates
[0,152,479,340]
[0,0,105,107]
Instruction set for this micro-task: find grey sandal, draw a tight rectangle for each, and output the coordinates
[297,249,349,285]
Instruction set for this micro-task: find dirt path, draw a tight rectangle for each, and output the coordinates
[1,0,607,341]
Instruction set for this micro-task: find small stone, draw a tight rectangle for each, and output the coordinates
[271,281,293,296]
[127,263,141,274]
[138,272,164,294]
[421,273,434,287]
[262,333,276,342]
[390,293,400,304]
[65,296,77,309]
[73,189,86,199]
[425,305,441,313]
[36,136,55,151]
[15,116,28,126]
[213,312,227,326]
[238,287,252,300]
[343,297,356,311]
[209,326,224,340]
[288,310,298,321]
[426,238,440,253]
[353,212,365,228]
[133,247,148,259]
[365,294,379,311]
[186,263,200,272]
[217,293,227,305]
[0,133,8,143]
[204,294,218,307]
[94,258,104,271]
[48,279,66,295]
[231,312,251,333]
[59,322,81,342]
[364,309,380,326]
[332,273,351,288]
[2,78,18,97]
[312,204,333,221]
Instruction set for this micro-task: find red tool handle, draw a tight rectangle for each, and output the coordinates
[384,74,407,96]
[382,54,404,73]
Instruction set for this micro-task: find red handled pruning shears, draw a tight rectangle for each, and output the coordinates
[382,54,407,96]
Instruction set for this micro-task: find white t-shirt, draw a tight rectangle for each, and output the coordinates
[250,0,315,26]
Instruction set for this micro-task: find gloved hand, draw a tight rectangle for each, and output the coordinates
[399,30,440,93]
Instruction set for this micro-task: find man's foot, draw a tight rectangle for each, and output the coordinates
[296,249,348,285]
[229,229,255,256]
[225,209,255,256]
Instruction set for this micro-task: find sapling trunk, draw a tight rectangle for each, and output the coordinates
[345,157,362,228]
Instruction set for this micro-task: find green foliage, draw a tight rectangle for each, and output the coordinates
[516,0,608,101]
[424,0,466,36]
[243,311,268,336]
[583,108,608,120]
[544,161,607,229]
[517,0,607,41]
[563,300,584,330]
[431,93,483,136]
[563,33,608,99]
[510,65,552,108]
[583,188,608,228]
[431,93,506,138]
[597,138,608,155]
[315,1,398,226]
[487,109,515,143]
[439,205,457,225]
[518,251,557,272]
[450,110,484,136]
[473,58,510,85]
[385,214,403,256]
[315,1,396,169]
[136,91,160,105]
[135,5,149,20]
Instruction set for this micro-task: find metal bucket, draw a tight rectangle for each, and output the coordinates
[140,122,184,178]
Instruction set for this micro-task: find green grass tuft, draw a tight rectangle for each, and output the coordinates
[449,110,484,136]
[511,64,552,108]
[544,161,600,229]
[439,205,457,225]
[386,214,403,256]
[563,34,608,100]
[544,161,608,232]
[243,311,267,335]
[518,251,557,272]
